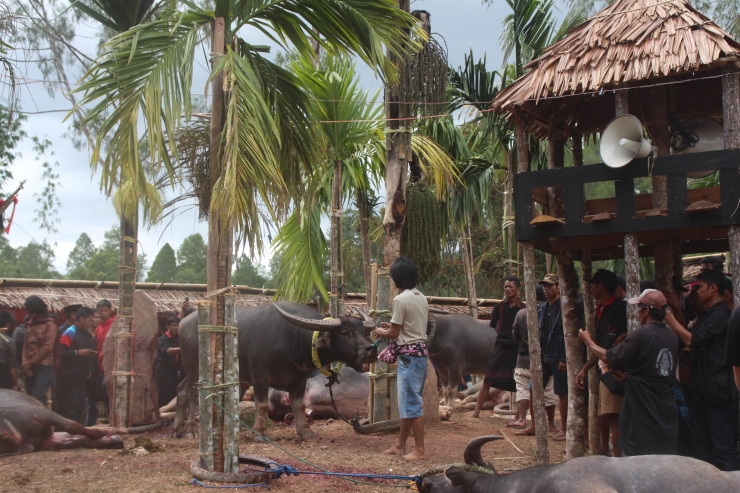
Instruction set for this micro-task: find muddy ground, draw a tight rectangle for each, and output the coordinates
[0,410,566,493]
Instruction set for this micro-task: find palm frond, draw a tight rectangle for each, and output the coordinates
[71,0,162,31]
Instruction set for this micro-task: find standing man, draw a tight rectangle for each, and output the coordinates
[575,269,628,457]
[57,307,97,424]
[665,269,737,471]
[580,289,679,456]
[21,296,57,407]
[90,300,116,424]
[154,316,182,408]
[538,274,568,441]
[0,310,18,390]
[473,276,524,418]
[376,257,429,461]
[700,256,724,273]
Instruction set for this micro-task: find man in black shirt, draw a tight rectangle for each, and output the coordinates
[154,316,183,408]
[576,269,628,456]
[726,305,740,390]
[474,276,524,418]
[665,269,738,471]
[580,289,678,456]
[57,307,97,424]
[537,274,567,441]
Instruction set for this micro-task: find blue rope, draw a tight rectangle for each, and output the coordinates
[255,463,420,483]
[190,479,270,489]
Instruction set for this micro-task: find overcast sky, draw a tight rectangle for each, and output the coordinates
[7,0,566,274]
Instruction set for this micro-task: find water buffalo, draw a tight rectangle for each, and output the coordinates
[0,389,123,455]
[175,302,375,440]
[427,315,496,408]
[420,436,740,492]
[268,367,369,421]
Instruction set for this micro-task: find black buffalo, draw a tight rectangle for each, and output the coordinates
[175,302,375,440]
[427,315,496,408]
[421,436,740,492]
[0,389,123,455]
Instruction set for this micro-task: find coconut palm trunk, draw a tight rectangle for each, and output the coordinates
[357,190,373,299]
[330,160,343,317]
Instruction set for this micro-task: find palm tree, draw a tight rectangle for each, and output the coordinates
[73,0,425,473]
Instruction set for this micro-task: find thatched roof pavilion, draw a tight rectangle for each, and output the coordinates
[494,0,740,137]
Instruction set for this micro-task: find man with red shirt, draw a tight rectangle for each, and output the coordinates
[95,300,116,372]
[88,299,115,425]
[575,269,628,456]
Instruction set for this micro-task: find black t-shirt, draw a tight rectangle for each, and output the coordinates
[595,296,628,349]
[154,332,181,375]
[489,301,523,341]
[724,306,740,367]
[690,301,735,405]
[607,322,678,378]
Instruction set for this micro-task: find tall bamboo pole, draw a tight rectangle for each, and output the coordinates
[515,109,549,464]
[330,161,343,317]
[198,301,213,470]
[222,292,239,473]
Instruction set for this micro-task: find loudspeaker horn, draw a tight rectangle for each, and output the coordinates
[672,117,724,178]
[600,114,652,168]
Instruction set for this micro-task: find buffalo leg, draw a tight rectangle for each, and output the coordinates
[446,368,460,409]
[185,386,198,438]
[289,386,314,440]
[41,432,123,451]
[35,409,119,440]
[174,378,190,437]
[252,382,270,440]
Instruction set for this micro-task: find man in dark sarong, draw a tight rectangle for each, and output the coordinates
[154,317,182,408]
[473,276,524,418]
[580,289,679,456]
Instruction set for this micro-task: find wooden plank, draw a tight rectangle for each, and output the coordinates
[532,187,549,206]
[585,187,720,215]
[615,179,636,219]
[564,183,584,224]
[197,301,213,471]
[515,150,740,190]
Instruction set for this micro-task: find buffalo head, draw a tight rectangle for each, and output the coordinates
[274,304,376,371]
[419,436,500,493]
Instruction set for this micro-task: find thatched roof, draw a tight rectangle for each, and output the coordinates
[493,0,740,126]
[0,279,499,318]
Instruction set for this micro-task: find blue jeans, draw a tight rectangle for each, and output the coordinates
[397,355,427,419]
[690,393,739,471]
[26,365,54,407]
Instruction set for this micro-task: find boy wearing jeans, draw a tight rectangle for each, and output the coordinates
[375,257,429,461]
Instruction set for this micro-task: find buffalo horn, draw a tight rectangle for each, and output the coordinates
[273,304,342,331]
[353,307,376,331]
[463,435,502,473]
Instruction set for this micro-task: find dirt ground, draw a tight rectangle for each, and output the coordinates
[0,410,566,493]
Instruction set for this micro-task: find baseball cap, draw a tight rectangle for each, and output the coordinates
[584,269,619,287]
[627,289,667,309]
[538,273,559,285]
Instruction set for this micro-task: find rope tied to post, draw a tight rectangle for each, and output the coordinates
[198,325,238,335]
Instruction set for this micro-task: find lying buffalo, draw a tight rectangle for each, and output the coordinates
[268,367,369,421]
[0,389,123,455]
[427,315,496,408]
[421,436,740,492]
[175,302,375,440]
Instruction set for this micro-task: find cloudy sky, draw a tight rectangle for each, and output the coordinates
[7,0,567,274]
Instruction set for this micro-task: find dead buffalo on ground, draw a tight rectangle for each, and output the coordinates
[0,389,123,455]
[175,302,376,440]
[268,367,369,422]
[427,315,497,409]
[420,436,740,493]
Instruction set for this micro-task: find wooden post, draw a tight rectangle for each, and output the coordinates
[368,263,378,423]
[581,249,600,455]
[113,221,136,428]
[548,117,585,458]
[516,108,549,464]
[372,268,397,422]
[330,160,343,318]
[222,292,239,473]
[198,301,213,471]
[615,90,641,332]
[721,65,740,307]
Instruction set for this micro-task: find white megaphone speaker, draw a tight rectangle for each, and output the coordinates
[600,114,653,168]
[671,117,724,178]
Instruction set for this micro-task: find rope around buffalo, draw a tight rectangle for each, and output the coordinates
[193,383,421,489]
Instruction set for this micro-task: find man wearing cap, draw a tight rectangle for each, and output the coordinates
[536,274,568,441]
[665,269,737,471]
[575,268,627,456]
[579,289,678,456]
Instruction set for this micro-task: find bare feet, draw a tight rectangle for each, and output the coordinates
[553,431,566,441]
[548,424,559,433]
[404,450,427,461]
[384,445,405,455]
[506,420,526,429]
[471,412,480,419]
[515,428,535,436]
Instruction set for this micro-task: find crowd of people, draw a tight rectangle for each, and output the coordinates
[0,296,188,427]
[473,255,740,471]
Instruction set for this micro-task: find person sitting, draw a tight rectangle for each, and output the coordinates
[154,316,183,409]
[0,310,18,390]
[57,307,97,424]
[375,256,430,461]
[580,289,679,456]
[473,276,524,419]
[665,269,737,471]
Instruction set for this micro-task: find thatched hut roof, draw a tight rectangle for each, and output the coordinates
[0,279,500,318]
[493,0,740,134]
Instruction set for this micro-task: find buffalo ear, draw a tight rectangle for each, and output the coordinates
[444,467,474,489]
[313,334,332,349]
